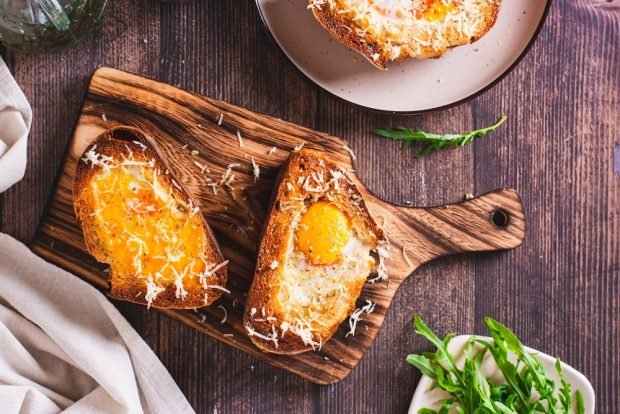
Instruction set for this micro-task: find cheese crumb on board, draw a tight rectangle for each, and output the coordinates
[402,243,413,267]
[218,305,228,324]
[345,300,375,337]
[251,157,260,182]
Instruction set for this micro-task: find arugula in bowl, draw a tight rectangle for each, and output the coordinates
[407,317,585,414]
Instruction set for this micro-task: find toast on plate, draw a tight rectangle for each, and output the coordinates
[244,149,387,354]
[73,127,228,309]
[309,0,502,69]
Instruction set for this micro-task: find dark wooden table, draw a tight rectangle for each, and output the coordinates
[1,1,618,413]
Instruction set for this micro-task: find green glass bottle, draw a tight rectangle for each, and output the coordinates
[0,0,107,52]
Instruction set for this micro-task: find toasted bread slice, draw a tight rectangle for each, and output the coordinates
[309,0,501,69]
[73,127,227,309]
[244,149,386,354]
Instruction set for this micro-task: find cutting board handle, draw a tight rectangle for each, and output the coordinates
[382,188,526,278]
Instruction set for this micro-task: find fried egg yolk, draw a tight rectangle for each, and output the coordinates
[422,0,456,21]
[295,201,351,265]
[90,165,206,289]
[370,0,456,22]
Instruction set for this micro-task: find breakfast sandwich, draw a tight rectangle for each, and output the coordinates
[73,127,228,309]
[244,149,386,354]
[309,0,502,69]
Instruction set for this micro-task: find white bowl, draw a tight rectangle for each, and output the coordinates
[255,0,550,114]
[409,335,595,414]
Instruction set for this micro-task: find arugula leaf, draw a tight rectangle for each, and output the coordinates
[575,391,585,414]
[471,338,530,407]
[374,116,507,157]
[556,358,572,411]
[485,318,551,394]
[413,316,463,386]
[406,316,585,414]
[406,354,436,378]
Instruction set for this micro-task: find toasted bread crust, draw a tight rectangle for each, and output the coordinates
[310,0,502,69]
[244,149,384,354]
[311,4,390,70]
[73,127,227,309]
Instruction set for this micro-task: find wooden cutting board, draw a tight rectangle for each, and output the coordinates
[31,67,526,384]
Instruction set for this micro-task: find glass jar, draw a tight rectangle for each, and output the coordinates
[0,0,107,52]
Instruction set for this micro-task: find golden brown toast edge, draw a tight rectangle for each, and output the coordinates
[310,4,390,70]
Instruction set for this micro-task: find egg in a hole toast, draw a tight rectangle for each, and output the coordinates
[244,149,387,354]
[309,0,502,69]
[73,127,228,309]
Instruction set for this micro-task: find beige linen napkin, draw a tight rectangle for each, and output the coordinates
[0,234,195,414]
[0,56,31,192]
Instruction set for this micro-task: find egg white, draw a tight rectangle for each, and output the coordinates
[273,207,375,346]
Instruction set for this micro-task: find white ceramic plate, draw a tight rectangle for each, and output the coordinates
[409,335,596,414]
[255,0,550,114]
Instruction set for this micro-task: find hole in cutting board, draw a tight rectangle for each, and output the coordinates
[492,209,510,228]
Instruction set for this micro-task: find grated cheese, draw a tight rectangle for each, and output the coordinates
[251,157,260,182]
[81,145,114,168]
[342,145,357,161]
[368,241,390,283]
[402,243,413,267]
[207,182,219,195]
[194,161,209,174]
[245,323,279,348]
[218,304,228,324]
[205,284,231,294]
[345,299,375,337]
[217,113,224,126]
[174,271,188,300]
[144,277,166,309]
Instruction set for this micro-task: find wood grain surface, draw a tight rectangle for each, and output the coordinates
[30,67,525,384]
[1,0,618,412]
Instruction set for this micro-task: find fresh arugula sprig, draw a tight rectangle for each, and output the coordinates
[374,115,507,157]
[407,316,585,414]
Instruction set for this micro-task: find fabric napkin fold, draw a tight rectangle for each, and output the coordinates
[0,234,195,414]
[0,56,31,193]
